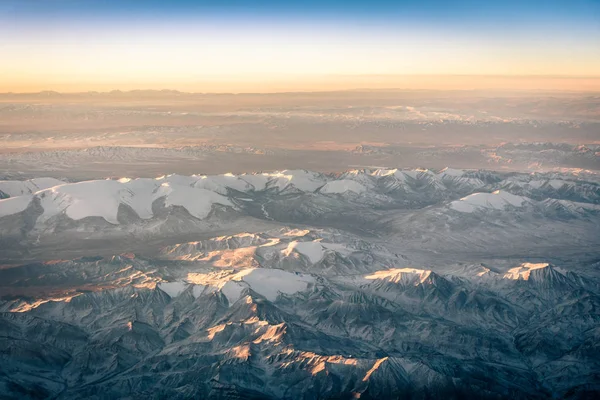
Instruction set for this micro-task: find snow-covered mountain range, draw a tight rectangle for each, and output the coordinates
[1,168,599,399]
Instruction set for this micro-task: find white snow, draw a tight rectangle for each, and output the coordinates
[0,195,33,217]
[215,170,329,193]
[192,284,208,298]
[158,281,189,297]
[232,268,315,301]
[188,171,328,194]
[450,190,529,213]
[548,179,567,189]
[371,169,410,184]
[450,200,479,213]
[281,229,311,237]
[544,199,600,212]
[239,174,270,191]
[264,170,327,192]
[221,281,247,305]
[365,268,432,285]
[320,179,367,194]
[372,168,448,191]
[320,242,353,256]
[371,168,400,177]
[283,241,325,263]
[194,174,252,194]
[509,178,569,191]
[160,183,232,219]
[438,167,465,177]
[213,268,316,305]
[0,177,64,197]
[0,177,233,224]
[373,168,436,182]
[342,170,376,188]
[156,174,198,187]
[37,180,128,224]
[402,168,433,180]
[503,263,552,281]
[118,178,162,219]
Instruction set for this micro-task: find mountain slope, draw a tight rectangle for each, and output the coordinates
[1,167,599,399]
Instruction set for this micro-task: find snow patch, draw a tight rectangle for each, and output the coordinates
[0,195,33,217]
[192,285,208,298]
[283,241,325,264]
[194,174,251,194]
[0,177,65,197]
[438,167,465,177]
[371,168,400,177]
[161,183,232,219]
[11,178,235,224]
[320,180,367,194]
[264,170,327,192]
[450,190,529,213]
[38,180,128,224]
[281,229,311,237]
[548,179,567,189]
[365,268,432,285]
[402,168,434,180]
[503,263,553,281]
[231,268,315,301]
[158,281,189,297]
[221,281,247,305]
[239,174,270,191]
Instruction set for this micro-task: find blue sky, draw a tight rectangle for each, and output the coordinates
[3,0,599,32]
[1,0,598,92]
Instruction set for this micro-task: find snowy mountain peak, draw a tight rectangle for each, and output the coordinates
[451,190,529,213]
[320,179,367,194]
[283,241,326,264]
[438,167,465,177]
[371,168,400,177]
[0,177,65,198]
[365,268,433,285]
[503,263,553,281]
[1,168,599,257]
[262,169,328,192]
[158,267,316,305]
[0,176,234,224]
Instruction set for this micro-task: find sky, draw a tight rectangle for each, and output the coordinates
[1,0,599,92]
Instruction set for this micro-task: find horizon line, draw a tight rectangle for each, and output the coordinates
[2,87,600,96]
[3,74,600,94]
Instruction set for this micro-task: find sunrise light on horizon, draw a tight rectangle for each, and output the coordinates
[1,0,599,92]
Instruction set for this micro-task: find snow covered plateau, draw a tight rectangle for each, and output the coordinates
[1,167,600,399]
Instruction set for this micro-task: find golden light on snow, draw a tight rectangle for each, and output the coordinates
[229,345,251,360]
[362,357,389,382]
[365,268,432,284]
[503,263,552,281]
[10,294,81,313]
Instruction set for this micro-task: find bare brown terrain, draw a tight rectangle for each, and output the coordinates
[0,90,598,180]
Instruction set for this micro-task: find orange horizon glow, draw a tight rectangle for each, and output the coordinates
[3,75,600,94]
[3,18,600,94]
[2,0,599,94]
